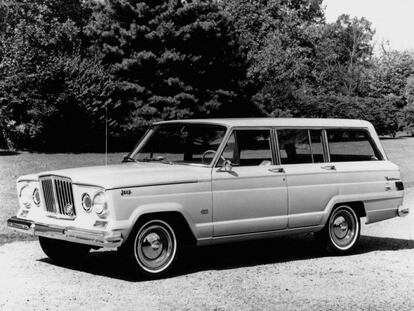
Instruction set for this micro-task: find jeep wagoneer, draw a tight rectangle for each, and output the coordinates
[8,118,408,277]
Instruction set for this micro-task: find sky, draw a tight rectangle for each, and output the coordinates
[324,0,414,52]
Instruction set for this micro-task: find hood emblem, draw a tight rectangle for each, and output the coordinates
[121,189,132,196]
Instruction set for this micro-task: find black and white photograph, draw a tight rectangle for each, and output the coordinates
[1,0,413,310]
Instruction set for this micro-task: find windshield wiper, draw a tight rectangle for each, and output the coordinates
[122,155,137,163]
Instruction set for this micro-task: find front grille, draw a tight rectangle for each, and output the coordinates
[40,176,76,218]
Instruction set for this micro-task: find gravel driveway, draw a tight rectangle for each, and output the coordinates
[1,189,413,311]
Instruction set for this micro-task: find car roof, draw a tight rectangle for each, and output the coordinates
[154,118,372,128]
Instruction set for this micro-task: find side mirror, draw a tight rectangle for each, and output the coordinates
[222,159,233,171]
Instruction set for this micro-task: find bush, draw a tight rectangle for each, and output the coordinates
[293,94,401,136]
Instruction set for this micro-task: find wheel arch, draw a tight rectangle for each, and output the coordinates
[333,201,366,218]
[125,209,197,247]
[321,199,366,226]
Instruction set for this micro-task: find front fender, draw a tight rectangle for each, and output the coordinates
[120,202,198,242]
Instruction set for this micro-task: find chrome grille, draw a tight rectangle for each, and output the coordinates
[40,176,76,218]
[41,178,56,213]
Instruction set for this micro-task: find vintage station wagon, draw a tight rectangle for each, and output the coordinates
[8,118,408,277]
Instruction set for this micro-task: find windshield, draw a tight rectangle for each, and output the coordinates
[128,123,227,166]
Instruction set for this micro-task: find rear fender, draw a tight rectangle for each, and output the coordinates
[320,192,403,225]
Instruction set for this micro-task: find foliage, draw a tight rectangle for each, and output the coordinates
[86,0,257,134]
[2,0,414,151]
[0,55,116,151]
[224,0,325,115]
[39,56,118,151]
[293,94,401,136]
[311,15,375,97]
[367,50,414,132]
[0,0,80,149]
[403,75,414,134]
[370,50,414,98]
[0,0,112,151]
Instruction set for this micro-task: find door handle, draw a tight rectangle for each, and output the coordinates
[321,165,336,171]
[268,167,285,173]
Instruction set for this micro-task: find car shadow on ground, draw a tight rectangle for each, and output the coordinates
[37,234,414,282]
[0,150,19,155]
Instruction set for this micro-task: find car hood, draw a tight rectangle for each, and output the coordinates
[18,162,206,189]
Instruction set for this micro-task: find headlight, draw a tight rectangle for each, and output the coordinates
[81,193,92,212]
[33,188,41,206]
[93,191,108,218]
[19,184,32,208]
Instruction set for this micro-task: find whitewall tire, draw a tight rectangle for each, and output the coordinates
[132,219,178,277]
[315,205,361,255]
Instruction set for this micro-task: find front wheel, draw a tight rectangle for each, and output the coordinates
[39,236,91,264]
[315,205,361,255]
[131,219,179,278]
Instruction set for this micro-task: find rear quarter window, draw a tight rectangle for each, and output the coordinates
[326,129,382,162]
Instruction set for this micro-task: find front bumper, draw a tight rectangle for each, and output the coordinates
[7,216,124,248]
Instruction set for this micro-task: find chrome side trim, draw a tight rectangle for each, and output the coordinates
[197,225,325,246]
[107,179,199,191]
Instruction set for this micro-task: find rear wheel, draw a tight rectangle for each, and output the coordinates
[315,205,360,255]
[130,219,179,278]
[39,236,91,264]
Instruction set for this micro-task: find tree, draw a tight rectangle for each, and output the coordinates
[370,49,414,98]
[0,0,112,151]
[0,0,81,149]
[86,0,257,133]
[367,50,414,133]
[224,0,325,116]
[403,75,414,134]
[310,15,375,97]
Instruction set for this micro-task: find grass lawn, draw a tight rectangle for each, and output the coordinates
[381,137,414,186]
[0,137,413,245]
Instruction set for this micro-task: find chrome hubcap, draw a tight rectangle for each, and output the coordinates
[135,221,176,273]
[329,208,358,250]
[333,216,349,239]
[142,233,163,259]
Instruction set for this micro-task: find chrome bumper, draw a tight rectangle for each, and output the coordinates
[7,216,124,248]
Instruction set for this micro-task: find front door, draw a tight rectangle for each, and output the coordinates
[212,129,288,237]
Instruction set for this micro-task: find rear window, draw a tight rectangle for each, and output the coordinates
[326,129,382,162]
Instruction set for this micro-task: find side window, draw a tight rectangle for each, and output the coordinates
[326,129,382,162]
[277,129,324,164]
[219,129,273,166]
[278,129,312,164]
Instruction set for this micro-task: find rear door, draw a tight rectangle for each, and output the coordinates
[277,128,340,228]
